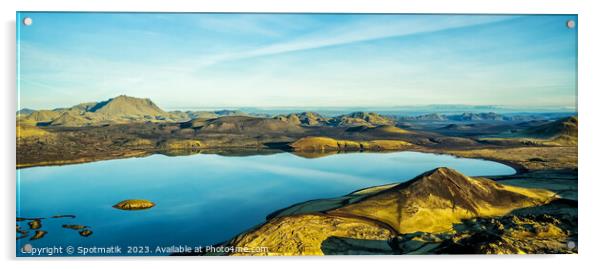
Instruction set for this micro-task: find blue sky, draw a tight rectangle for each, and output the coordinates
[17,13,577,110]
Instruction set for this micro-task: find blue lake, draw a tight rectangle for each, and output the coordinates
[16,151,515,256]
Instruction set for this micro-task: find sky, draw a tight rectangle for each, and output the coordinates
[17,13,577,110]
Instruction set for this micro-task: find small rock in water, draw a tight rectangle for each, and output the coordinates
[17,229,29,240]
[16,225,28,240]
[62,224,88,230]
[28,219,42,230]
[112,199,155,210]
[30,230,47,240]
[17,217,44,222]
[79,229,93,237]
[51,214,76,219]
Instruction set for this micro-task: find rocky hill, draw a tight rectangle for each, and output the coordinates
[519,116,577,146]
[275,111,394,127]
[23,110,63,124]
[18,96,261,127]
[330,112,394,127]
[189,116,304,134]
[524,116,577,138]
[331,167,554,233]
[225,167,557,255]
[22,95,187,127]
[87,95,169,118]
[274,112,330,126]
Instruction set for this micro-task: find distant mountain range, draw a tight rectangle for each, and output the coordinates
[398,112,568,122]
[17,95,575,128]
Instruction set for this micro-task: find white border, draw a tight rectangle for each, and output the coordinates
[2,1,601,269]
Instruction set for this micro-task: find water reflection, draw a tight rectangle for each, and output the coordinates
[16,151,514,256]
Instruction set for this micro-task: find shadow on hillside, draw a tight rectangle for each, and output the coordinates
[320,236,395,255]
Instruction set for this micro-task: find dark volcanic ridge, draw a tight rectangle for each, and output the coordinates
[523,116,578,139]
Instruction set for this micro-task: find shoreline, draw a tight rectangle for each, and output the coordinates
[16,147,521,176]
[16,144,577,255]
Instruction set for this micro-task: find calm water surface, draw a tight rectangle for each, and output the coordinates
[16,151,514,256]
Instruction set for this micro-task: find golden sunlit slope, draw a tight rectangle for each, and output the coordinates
[228,214,393,256]
[16,125,53,140]
[24,110,62,123]
[290,136,412,151]
[331,167,555,233]
[227,167,556,255]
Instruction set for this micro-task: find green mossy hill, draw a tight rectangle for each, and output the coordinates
[290,136,412,152]
[274,114,302,125]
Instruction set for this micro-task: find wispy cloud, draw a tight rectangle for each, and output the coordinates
[17,13,576,110]
[194,15,517,67]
